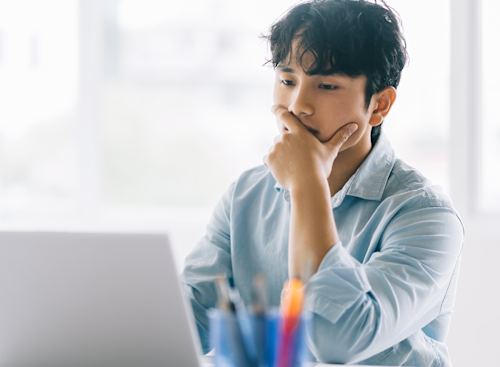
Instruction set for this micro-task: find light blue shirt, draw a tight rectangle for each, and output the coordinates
[181,133,464,366]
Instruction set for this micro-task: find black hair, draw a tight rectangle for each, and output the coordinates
[263,0,408,144]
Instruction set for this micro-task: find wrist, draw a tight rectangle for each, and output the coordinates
[289,176,330,199]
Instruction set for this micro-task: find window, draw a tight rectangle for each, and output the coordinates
[383,0,450,195]
[0,0,458,251]
[480,0,500,214]
[0,1,79,221]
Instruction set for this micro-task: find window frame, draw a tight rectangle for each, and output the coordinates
[450,0,500,241]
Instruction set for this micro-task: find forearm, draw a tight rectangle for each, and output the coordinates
[301,206,463,363]
[288,178,340,280]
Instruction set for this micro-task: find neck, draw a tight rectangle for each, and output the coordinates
[328,133,373,197]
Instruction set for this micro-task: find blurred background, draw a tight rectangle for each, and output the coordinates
[0,0,498,365]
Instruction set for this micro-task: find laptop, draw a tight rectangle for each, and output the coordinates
[0,231,206,367]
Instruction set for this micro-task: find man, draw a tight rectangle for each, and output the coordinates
[182,1,463,365]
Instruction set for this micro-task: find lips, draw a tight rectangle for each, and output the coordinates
[303,124,319,135]
[293,114,320,135]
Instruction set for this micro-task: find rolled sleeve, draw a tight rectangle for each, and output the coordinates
[303,206,463,364]
[306,242,372,324]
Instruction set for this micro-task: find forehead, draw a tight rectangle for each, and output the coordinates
[278,37,342,77]
[282,38,318,70]
[277,38,366,83]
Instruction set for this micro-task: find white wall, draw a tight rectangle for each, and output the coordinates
[447,235,500,366]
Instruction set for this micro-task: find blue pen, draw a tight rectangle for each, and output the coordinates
[230,287,259,364]
[214,275,251,367]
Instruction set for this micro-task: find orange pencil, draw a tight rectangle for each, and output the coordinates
[277,278,304,367]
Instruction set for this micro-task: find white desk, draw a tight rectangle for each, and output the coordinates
[199,356,379,366]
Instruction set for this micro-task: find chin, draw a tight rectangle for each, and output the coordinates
[338,144,352,154]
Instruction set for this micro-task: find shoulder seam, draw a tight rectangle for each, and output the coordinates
[403,188,456,212]
[398,200,459,217]
[392,165,417,191]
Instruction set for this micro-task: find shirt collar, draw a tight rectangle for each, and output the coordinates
[274,132,395,207]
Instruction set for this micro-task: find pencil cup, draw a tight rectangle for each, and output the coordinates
[208,308,311,367]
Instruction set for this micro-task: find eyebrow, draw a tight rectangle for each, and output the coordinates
[277,66,295,73]
[277,65,346,79]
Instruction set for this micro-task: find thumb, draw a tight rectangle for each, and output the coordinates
[326,123,358,151]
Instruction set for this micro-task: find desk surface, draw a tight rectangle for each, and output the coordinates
[199,356,381,366]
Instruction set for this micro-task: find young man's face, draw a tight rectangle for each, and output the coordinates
[273,47,380,154]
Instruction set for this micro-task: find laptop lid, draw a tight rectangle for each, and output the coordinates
[0,231,202,367]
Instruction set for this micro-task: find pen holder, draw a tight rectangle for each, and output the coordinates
[208,308,311,367]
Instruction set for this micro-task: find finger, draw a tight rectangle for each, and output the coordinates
[263,154,269,167]
[271,105,303,133]
[325,123,358,151]
[276,119,288,134]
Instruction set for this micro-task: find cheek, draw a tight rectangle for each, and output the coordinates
[272,84,290,133]
[273,77,283,103]
[273,86,285,106]
[331,102,370,130]
[332,99,362,120]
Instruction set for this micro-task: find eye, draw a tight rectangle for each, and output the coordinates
[320,84,338,90]
[281,79,295,86]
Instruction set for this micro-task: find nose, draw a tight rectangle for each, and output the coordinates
[288,85,314,116]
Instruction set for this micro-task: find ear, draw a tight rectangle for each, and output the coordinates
[369,86,397,127]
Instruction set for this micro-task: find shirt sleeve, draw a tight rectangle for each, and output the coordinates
[304,205,464,364]
[179,182,235,354]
